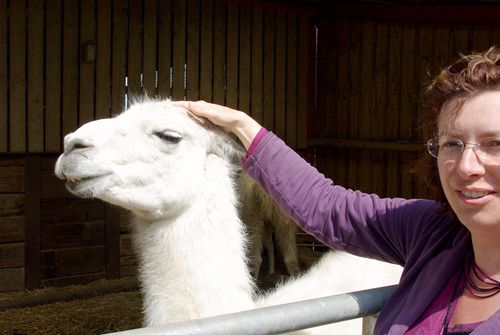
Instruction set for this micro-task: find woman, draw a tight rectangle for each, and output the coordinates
[173,48,500,334]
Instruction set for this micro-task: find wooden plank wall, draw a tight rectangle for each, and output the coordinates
[0,0,310,154]
[0,0,312,291]
[39,156,119,287]
[313,12,500,199]
[0,158,25,291]
[0,155,123,291]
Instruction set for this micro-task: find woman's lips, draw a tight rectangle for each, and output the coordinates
[456,189,496,204]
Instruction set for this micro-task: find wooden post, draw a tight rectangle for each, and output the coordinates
[24,155,41,289]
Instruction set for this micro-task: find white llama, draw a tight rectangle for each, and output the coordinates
[55,99,402,334]
[239,172,301,277]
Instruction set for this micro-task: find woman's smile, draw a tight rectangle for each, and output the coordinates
[456,188,496,204]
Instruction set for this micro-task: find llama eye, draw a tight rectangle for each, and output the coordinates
[154,132,182,144]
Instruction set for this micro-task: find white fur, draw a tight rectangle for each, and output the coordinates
[257,252,403,334]
[239,172,300,277]
[55,99,402,333]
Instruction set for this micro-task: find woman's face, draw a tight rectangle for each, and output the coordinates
[438,90,500,234]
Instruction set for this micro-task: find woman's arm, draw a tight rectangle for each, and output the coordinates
[174,100,445,265]
[244,132,448,266]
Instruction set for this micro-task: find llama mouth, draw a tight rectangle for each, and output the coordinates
[64,173,112,197]
[65,175,87,183]
[64,173,109,184]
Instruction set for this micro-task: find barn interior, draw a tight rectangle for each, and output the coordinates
[2,0,500,333]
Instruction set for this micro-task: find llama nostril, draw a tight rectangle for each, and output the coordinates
[65,139,92,155]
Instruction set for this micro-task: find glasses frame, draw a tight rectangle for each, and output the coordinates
[426,137,500,160]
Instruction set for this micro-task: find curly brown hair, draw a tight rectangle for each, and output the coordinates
[417,47,500,210]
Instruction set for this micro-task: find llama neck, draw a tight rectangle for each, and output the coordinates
[132,159,255,326]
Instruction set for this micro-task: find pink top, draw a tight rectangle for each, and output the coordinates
[243,127,268,162]
[406,269,482,334]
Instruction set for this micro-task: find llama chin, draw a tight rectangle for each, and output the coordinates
[55,98,402,334]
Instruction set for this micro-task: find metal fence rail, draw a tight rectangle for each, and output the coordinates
[110,285,397,335]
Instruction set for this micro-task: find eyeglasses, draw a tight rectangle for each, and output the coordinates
[426,137,500,162]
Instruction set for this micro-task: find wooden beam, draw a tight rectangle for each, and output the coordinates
[27,0,44,152]
[0,0,8,152]
[79,0,96,126]
[308,138,425,152]
[172,0,187,100]
[62,0,79,136]
[45,0,62,152]
[9,0,27,152]
[186,0,201,101]
[158,0,173,98]
[111,0,127,116]
[315,5,500,26]
[95,0,112,119]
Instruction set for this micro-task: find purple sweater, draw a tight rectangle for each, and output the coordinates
[242,131,500,335]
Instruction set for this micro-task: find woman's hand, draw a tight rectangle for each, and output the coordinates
[171,100,240,131]
[172,100,262,149]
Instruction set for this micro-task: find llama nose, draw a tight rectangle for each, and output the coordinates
[64,138,93,155]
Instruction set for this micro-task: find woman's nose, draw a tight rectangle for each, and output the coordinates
[456,147,486,178]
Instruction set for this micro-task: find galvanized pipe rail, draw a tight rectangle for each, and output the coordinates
[111,285,397,335]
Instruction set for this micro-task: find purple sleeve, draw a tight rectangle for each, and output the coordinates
[243,132,444,265]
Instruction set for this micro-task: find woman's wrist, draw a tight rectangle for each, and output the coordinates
[231,112,262,149]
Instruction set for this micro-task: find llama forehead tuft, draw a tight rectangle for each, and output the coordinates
[124,98,206,130]
[125,98,188,121]
[127,95,173,109]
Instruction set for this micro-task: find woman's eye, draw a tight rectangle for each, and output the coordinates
[154,132,182,144]
[441,139,462,148]
[485,139,500,147]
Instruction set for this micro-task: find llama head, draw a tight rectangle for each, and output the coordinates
[55,99,244,220]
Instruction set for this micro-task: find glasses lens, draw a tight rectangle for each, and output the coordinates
[426,138,439,158]
[475,138,500,161]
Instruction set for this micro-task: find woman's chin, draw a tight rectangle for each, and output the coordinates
[455,207,500,233]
